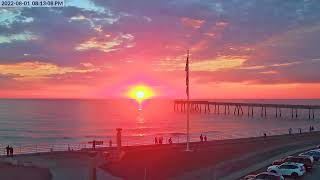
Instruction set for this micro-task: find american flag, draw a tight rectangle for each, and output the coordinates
[185,50,189,97]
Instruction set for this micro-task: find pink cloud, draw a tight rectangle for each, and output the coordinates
[181,17,205,29]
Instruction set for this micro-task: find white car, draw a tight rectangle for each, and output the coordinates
[267,162,305,178]
[244,172,284,180]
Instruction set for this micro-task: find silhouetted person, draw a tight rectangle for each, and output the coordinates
[168,137,173,144]
[5,145,9,157]
[299,128,302,134]
[155,137,158,144]
[109,139,112,147]
[310,126,312,132]
[204,136,207,142]
[159,137,163,144]
[10,146,13,157]
[312,126,315,131]
[264,133,267,139]
[289,128,292,135]
[200,134,203,142]
[92,140,96,150]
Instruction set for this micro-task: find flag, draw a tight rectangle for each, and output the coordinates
[185,50,189,97]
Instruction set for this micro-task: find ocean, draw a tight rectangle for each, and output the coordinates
[0,99,319,150]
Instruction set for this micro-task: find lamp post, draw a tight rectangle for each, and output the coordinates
[185,50,191,151]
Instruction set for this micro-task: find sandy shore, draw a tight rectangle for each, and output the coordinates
[101,132,320,180]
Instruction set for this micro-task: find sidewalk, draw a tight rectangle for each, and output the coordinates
[1,152,121,180]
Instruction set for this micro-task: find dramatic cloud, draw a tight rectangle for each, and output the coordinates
[75,33,134,52]
[0,0,320,98]
[181,17,205,29]
[0,61,99,79]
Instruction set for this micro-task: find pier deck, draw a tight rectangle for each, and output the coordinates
[174,100,320,119]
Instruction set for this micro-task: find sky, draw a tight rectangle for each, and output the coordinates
[0,0,320,99]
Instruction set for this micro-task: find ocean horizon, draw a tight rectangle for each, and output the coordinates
[0,99,319,149]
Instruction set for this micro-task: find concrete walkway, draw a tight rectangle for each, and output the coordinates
[1,152,121,180]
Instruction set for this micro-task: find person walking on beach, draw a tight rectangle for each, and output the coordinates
[289,128,292,135]
[5,145,9,157]
[92,140,96,150]
[10,146,13,157]
[200,134,203,142]
[155,137,158,144]
[204,136,207,142]
[109,139,112,147]
[299,128,302,134]
[168,137,173,144]
[309,126,312,132]
[159,137,163,144]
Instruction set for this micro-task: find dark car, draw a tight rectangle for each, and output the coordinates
[244,172,284,180]
[272,156,292,165]
[272,159,286,165]
[286,156,313,171]
[300,150,320,161]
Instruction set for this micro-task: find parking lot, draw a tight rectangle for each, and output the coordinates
[244,150,320,179]
[288,162,320,179]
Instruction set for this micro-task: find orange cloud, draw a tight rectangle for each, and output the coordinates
[191,56,247,71]
[215,21,228,27]
[75,33,134,52]
[155,55,247,72]
[260,70,278,74]
[0,61,99,80]
[181,17,205,29]
[203,32,216,37]
[194,82,320,99]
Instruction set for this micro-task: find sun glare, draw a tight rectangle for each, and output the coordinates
[127,85,155,102]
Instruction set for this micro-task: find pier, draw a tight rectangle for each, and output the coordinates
[173,100,320,119]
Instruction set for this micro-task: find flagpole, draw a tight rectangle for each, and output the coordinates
[186,50,191,151]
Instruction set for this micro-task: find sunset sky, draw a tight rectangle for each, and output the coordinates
[0,0,320,99]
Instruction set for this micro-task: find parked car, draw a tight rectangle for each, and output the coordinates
[298,154,314,163]
[286,156,313,171]
[272,158,286,166]
[300,150,320,161]
[267,162,305,178]
[311,148,320,152]
[272,156,291,165]
[244,172,284,180]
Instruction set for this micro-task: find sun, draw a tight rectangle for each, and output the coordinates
[127,85,155,102]
[136,91,145,99]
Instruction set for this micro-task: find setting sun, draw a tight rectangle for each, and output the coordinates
[127,85,155,102]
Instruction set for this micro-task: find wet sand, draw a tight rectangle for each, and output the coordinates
[101,132,320,180]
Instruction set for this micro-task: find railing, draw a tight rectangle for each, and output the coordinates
[0,143,93,156]
[0,127,315,156]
